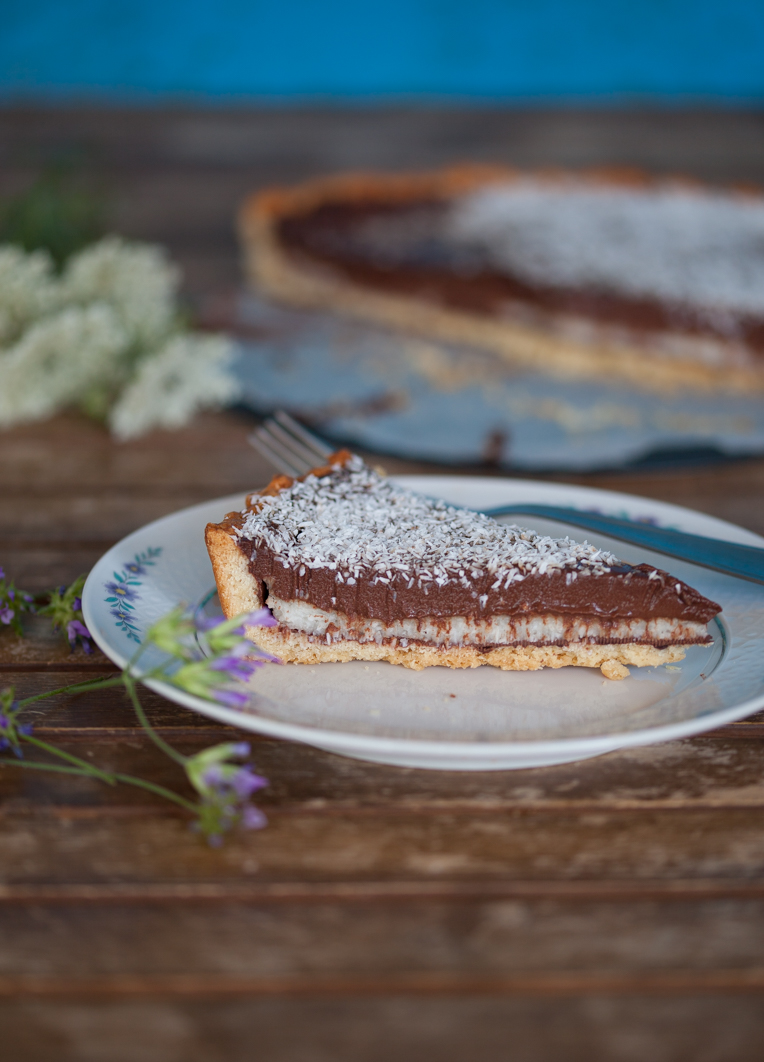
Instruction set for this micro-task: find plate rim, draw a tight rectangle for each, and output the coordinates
[82,474,764,759]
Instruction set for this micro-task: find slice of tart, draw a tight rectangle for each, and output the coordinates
[205,451,720,680]
[239,166,764,393]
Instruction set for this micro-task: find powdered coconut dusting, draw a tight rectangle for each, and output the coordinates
[236,455,620,591]
[446,180,764,318]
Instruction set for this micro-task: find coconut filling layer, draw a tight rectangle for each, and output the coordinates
[267,595,710,649]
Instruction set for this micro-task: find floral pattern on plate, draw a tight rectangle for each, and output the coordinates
[104,547,162,642]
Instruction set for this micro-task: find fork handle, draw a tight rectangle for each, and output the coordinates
[483,504,764,585]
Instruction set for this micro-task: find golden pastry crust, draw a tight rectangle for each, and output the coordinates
[239,165,764,394]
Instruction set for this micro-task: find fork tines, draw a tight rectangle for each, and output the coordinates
[249,410,332,477]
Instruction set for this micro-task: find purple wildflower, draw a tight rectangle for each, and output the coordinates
[201,765,224,787]
[165,606,281,711]
[227,640,257,659]
[201,761,269,829]
[231,765,268,798]
[212,688,250,710]
[209,654,265,682]
[67,619,90,641]
[38,574,89,652]
[67,619,93,654]
[242,806,267,830]
[186,740,268,844]
[234,608,278,632]
[0,570,36,636]
[221,639,282,666]
[251,647,282,664]
[123,562,146,576]
[215,639,281,669]
[0,696,31,758]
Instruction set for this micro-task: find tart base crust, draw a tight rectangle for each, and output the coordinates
[205,520,691,681]
[239,166,764,395]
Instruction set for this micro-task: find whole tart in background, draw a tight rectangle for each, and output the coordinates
[239,166,764,393]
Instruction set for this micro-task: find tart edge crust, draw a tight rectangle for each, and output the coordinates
[238,165,764,394]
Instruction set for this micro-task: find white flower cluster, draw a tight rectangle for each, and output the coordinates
[0,237,240,439]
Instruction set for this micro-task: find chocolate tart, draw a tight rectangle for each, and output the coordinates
[205,452,721,680]
[239,166,764,393]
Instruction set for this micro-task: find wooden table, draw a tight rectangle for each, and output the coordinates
[2,109,764,1061]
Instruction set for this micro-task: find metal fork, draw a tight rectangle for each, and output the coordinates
[248,412,764,584]
[249,410,333,477]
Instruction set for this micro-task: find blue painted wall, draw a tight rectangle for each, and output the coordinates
[2,0,763,102]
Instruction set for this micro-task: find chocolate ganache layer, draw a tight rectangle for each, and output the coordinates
[243,549,718,626]
[277,193,764,357]
[231,453,720,632]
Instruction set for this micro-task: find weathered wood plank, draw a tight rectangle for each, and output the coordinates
[0,672,238,733]
[3,878,764,903]
[2,807,764,885]
[2,896,764,984]
[0,411,435,494]
[0,545,109,594]
[3,995,764,1062]
[4,734,764,810]
[0,618,117,668]
[0,412,260,492]
[3,109,764,176]
[4,970,764,997]
[0,488,228,543]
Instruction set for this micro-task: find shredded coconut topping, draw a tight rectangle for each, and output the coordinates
[237,455,620,589]
[446,180,764,318]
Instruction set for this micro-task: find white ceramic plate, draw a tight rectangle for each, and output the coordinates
[83,477,764,770]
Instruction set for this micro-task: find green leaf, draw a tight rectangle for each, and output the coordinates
[0,163,106,270]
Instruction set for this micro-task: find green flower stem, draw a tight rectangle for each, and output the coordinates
[2,755,197,813]
[111,772,198,812]
[17,676,125,709]
[0,759,107,779]
[8,670,197,813]
[122,674,187,767]
[126,639,151,674]
[22,734,117,785]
